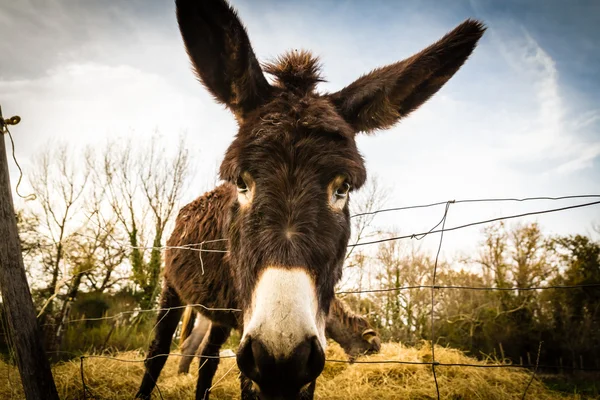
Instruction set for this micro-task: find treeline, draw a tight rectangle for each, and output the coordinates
[342,222,600,371]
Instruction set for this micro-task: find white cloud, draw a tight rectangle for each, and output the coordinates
[2,63,198,147]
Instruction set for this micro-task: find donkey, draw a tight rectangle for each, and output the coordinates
[136,1,485,399]
[177,298,381,374]
[324,297,380,361]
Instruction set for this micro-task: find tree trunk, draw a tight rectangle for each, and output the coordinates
[53,272,83,356]
[0,115,59,399]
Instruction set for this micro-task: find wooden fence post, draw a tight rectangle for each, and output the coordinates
[0,106,59,400]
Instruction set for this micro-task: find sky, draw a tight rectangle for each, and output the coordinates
[1,0,599,260]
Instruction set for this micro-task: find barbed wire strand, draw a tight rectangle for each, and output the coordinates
[430,201,451,399]
[522,342,543,400]
[207,361,238,398]
[326,358,599,370]
[38,196,597,256]
[62,303,241,325]
[43,281,600,327]
[349,199,600,248]
[335,282,600,295]
[96,199,600,254]
[127,238,229,254]
[350,195,600,219]
[80,356,90,400]
[71,352,600,370]
[81,353,234,362]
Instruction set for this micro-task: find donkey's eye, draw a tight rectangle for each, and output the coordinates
[236,176,249,193]
[329,177,350,210]
[236,174,254,207]
[334,182,351,199]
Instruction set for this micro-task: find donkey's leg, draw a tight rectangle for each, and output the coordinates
[240,374,258,400]
[300,381,317,400]
[179,313,212,374]
[135,284,183,399]
[196,324,231,400]
[178,318,207,374]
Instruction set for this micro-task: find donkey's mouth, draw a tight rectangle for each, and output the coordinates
[250,379,317,400]
[237,334,324,397]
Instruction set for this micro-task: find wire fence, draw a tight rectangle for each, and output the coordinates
[3,195,600,399]
[3,108,599,399]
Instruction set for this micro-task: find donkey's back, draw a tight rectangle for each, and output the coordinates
[164,183,239,328]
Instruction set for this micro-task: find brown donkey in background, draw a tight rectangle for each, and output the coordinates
[177,298,381,375]
[136,0,485,399]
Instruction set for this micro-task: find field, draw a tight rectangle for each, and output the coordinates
[0,342,588,400]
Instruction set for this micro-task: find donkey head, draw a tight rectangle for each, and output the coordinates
[325,301,381,360]
[176,0,484,397]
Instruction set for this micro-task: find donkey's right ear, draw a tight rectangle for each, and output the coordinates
[328,19,485,134]
[176,0,273,119]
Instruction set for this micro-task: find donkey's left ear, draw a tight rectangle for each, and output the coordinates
[328,19,485,134]
[176,0,273,120]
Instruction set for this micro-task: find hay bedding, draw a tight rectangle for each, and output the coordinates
[0,343,576,399]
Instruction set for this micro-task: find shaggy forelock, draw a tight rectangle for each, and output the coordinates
[262,50,324,95]
[219,91,366,188]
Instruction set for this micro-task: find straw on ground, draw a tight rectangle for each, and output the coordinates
[0,342,579,399]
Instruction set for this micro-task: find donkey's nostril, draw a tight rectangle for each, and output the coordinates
[302,335,326,382]
[236,336,261,383]
[236,335,325,396]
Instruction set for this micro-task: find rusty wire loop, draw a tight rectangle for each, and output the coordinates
[0,106,36,201]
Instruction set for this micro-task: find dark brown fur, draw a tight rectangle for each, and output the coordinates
[136,1,485,399]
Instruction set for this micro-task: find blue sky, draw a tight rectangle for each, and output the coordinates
[1,0,599,258]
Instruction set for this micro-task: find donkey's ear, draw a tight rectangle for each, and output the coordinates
[329,19,485,134]
[176,0,272,119]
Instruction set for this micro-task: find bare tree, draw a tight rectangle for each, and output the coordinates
[101,134,190,309]
[18,135,190,351]
[53,189,128,350]
[27,145,91,321]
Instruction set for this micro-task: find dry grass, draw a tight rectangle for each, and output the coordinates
[0,342,579,399]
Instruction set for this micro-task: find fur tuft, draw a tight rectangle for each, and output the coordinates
[263,50,324,94]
